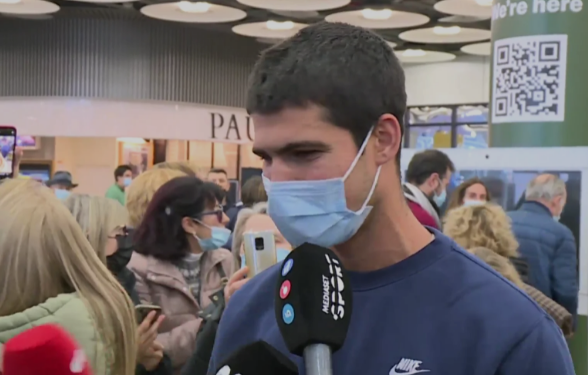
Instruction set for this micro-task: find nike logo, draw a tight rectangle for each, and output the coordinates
[390,358,430,375]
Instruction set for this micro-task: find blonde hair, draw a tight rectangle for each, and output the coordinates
[469,247,524,288]
[0,179,137,375]
[64,194,128,263]
[443,203,519,258]
[126,168,186,227]
[232,202,268,268]
[153,161,197,177]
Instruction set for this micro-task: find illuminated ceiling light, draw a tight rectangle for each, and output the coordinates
[0,0,21,4]
[177,1,211,13]
[433,26,462,35]
[402,49,427,57]
[361,8,393,20]
[117,137,146,144]
[266,20,294,30]
[475,0,493,6]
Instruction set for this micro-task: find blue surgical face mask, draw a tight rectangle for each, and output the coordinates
[263,127,381,248]
[433,189,446,207]
[54,189,70,201]
[241,247,291,269]
[123,177,132,187]
[463,199,485,207]
[194,222,231,252]
[433,178,446,207]
[276,248,290,262]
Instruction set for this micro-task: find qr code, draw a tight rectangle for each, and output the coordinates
[492,34,568,123]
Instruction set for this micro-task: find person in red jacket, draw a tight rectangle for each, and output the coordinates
[404,149,454,229]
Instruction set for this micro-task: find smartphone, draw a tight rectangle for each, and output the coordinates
[243,231,277,278]
[135,304,162,323]
[0,127,16,180]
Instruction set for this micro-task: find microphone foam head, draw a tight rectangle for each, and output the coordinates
[3,324,92,375]
[274,243,353,355]
[214,341,298,375]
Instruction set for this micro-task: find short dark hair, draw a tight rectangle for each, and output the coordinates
[406,150,455,186]
[114,165,132,180]
[133,176,219,262]
[208,168,227,176]
[246,21,406,166]
[241,176,267,207]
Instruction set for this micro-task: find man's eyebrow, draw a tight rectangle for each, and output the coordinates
[252,141,331,157]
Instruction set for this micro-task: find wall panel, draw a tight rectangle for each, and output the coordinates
[0,12,260,107]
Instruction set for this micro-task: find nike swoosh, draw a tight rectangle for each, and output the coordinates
[389,365,431,375]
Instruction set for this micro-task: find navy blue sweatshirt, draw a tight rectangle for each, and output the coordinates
[209,231,574,375]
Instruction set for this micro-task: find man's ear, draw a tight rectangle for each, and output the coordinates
[374,114,402,166]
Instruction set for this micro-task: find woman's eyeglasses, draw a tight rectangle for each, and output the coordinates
[194,205,224,223]
[108,225,129,239]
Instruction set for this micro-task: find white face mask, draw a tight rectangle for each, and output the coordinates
[463,199,485,207]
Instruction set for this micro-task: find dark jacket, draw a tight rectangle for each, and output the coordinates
[116,268,173,375]
[508,201,579,318]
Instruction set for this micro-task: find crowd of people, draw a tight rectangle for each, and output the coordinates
[0,22,578,375]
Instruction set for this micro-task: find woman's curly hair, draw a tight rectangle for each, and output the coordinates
[443,203,519,258]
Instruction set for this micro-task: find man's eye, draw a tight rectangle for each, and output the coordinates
[292,150,320,160]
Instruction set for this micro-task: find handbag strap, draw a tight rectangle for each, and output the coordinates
[216,262,228,287]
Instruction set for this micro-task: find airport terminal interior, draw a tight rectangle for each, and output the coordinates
[1,0,587,373]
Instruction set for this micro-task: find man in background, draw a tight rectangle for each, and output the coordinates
[404,149,454,229]
[46,171,77,200]
[106,165,133,206]
[207,168,234,211]
[509,174,579,320]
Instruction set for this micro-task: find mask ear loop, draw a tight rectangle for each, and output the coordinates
[342,126,376,181]
[342,126,382,213]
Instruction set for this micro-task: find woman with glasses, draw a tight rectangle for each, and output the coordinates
[129,176,235,373]
[64,194,171,375]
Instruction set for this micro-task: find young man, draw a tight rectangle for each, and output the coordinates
[209,22,574,375]
[105,165,133,206]
[207,168,234,211]
[404,149,455,229]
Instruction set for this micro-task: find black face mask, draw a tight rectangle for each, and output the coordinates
[106,228,135,274]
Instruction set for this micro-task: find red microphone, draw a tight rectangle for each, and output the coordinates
[2,324,92,375]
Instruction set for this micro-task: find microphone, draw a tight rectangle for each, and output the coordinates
[274,243,353,375]
[2,324,92,375]
[214,340,298,375]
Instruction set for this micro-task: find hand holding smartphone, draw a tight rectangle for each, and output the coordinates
[135,304,163,323]
[0,126,16,180]
[243,231,277,279]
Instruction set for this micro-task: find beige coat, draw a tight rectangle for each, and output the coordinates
[128,249,234,372]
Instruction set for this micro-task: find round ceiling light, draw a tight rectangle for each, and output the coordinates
[399,26,490,44]
[396,50,456,64]
[140,1,247,23]
[362,8,393,20]
[232,21,306,39]
[236,0,350,11]
[325,9,429,29]
[67,0,136,4]
[0,0,58,14]
[177,1,210,12]
[434,0,492,18]
[461,41,491,56]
